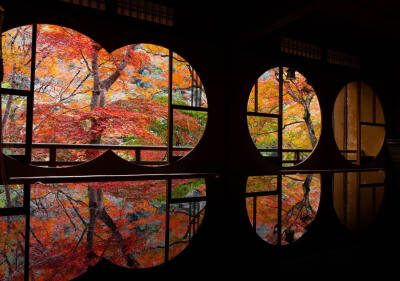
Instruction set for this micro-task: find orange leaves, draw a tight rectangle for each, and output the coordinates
[0,216,25,281]
[1,25,32,90]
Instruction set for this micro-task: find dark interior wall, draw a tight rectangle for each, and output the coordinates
[1,0,399,279]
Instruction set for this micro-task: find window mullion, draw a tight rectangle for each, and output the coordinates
[165,179,171,263]
[277,174,282,246]
[255,79,258,113]
[278,66,283,164]
[24,22,37,281]
[167,49,173,163]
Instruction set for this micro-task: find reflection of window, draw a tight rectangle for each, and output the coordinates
[246,174,320,245]
[333,81,385,164]
[333,170,385,231]
[1,24,207,166]
[0,178,206,278]
[247,67,321,166]
[28,179,205,278]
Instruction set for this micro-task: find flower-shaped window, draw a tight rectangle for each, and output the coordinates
[1,24,207,166]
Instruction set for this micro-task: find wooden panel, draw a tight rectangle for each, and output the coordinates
[333,173,345,223]
[347,82,358,156]
[333,88,345,150]
[375,95,385,124]
[360,83,374,123]
[346,172,358,231]
[361,126,385,157]
[359,187,374,230]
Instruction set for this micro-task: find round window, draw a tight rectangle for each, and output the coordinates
[247,67,321,166]
[333,81,385,164]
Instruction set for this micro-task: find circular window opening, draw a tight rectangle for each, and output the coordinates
[333,81,385,164]
[333,170,385,232]
[25,178,206,280]
[247,67,321,166]
[1,25,208,166]
[246,174,321,245]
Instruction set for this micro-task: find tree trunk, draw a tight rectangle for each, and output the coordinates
[302,98,318,148]
[284,84,318,231]
[85,43,138,266]
[4,184,12,208]
[1,95,14,131]
[1,64,17,132]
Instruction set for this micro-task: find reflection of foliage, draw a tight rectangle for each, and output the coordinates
[281,175,319,243]
[0,185,23,210]
[171,178,206,198]
[0,216,25,281]
[246,175,320,245]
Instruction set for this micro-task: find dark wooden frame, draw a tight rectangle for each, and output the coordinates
[0,0,395,279]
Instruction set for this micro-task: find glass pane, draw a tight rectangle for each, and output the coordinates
[1,25,32,90]
[0,185,23,208]
[171,178,206,199]
[172,52,207,108]
[173,109,207,150]
[254,69,279,114]
[1,95,26,155]
[247,86,256,112]
[247,116,278,151]
[139,150,167,163]
[0,215,25,281]
[283,151,312,167]
[246,176,277,193]
[56,148,106,163]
